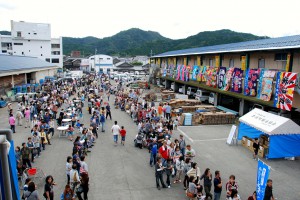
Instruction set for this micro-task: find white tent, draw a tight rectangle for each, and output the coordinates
[238,108,300,159]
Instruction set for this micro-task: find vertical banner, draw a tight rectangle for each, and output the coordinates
[241,55,247,71]
[197,56,201,66]
[222,67,234,91]
[231,68,243,93]
[274,72,297,111]
[218,67,227,89]
[184,57,187,66]
[192,66,200,81]
[244,69,260,96]
[215,55,220,67]
[285,53,291,72]
[256,159,271,200]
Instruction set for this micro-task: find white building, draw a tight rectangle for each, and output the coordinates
[88,54,114,74]
[0,20,63,67]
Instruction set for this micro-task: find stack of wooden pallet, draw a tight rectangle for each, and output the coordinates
[144,92,157,101]
[169,99,201,108]
[199,112,236,125]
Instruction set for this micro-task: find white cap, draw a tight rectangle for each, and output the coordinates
[34,114,37,117]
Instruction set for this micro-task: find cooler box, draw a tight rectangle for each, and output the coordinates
[184,113,192,126]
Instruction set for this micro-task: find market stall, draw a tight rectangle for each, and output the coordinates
[238,108,300,159]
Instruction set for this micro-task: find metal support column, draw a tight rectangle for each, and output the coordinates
[0,135,12,200]
[239,99,245,116]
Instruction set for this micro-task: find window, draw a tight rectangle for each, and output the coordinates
[100,58,103,60]
[29,50,30,52]
[275,53,287,70]
[28,40,30,42]
[258,58,265,68]
[229,59,234,67]
[22,52,24,55]
[40,46,42,49]
[41,54,43,56]
[2,50,7,53]
[34,33,37,35]
[28,32,30,35]
[17,31,22,37]
[13,43,23,45]
[52,59,59,63]
[51,51,60,55]
[209,59,213,66]
[107,58,111,60]
[275,53,287,61]
[45,58,50,62]
[51,44,60,48]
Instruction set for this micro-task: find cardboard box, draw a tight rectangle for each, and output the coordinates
[247,139,254,152]
[241,137,247,147]
[258,148,265,158]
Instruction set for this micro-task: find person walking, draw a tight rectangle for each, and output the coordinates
[24,107,30,128]
[16,109,23,126]
[9,113,16,133]
[100,113,105,132]
[111,121,120,145]
[120,126,126,145]
[106,103,112,120]
[213,170,222,200]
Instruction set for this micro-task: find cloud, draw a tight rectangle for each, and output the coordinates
[0,3,16,10]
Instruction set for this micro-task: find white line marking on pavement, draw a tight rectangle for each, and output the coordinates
[177,127,194,143]
[193,138,227,142]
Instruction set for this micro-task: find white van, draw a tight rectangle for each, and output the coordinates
[114,74,127,81]
[187,87,198,98]
[195,89,210,102]
[208,93,215,104]
[170,83,175,91]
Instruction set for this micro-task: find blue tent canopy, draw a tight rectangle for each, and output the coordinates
[238,109,300,159]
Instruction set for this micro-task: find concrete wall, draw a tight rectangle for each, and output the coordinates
[32,69,56,83]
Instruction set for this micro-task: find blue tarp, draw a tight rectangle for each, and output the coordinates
[238,122,300,159]
[269,134,300,159]
[238,122,264,140]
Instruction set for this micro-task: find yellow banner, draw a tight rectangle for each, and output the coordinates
[197,56,201,66]
[184,57,187,66]
[215,55,220,67]
[285,54,291,72]
[241,56,246,70]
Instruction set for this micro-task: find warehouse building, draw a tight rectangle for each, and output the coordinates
[0,54,59,96]
[152,35,300,122]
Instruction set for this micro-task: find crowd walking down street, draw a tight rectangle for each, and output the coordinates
[3,74,281,200]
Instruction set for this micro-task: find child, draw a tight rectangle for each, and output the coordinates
[67,125,75,141]
[173,119,178,130]
[120,126,126,146]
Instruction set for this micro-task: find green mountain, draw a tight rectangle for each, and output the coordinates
[63,29,268,56]
[1,29,269,56]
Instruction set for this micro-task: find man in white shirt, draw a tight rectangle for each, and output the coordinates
[111,121,120,145]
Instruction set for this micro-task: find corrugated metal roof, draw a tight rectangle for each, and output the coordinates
[0,54,57,73]
[152,35,300,58]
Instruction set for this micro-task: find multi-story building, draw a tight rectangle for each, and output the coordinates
[0,20,63,67]
[88,54,114,74]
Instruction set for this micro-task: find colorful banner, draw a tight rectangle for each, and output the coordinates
[218,67,226,89]
[176,65,181,80]
[222,67,234,91]
[205,66,219,87]
[199,66,207,82]
[274,72,297,111]
[256,160,271,200]
[244,69,260,96]
[257,70,276,101]
[192,66,200,81]
[231,68,243,93]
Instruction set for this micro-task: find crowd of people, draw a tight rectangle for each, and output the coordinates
[111,82,275,200]
[12,75,106,200]
[8,73,275,200]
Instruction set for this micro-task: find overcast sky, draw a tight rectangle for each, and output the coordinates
[0,0,299,39]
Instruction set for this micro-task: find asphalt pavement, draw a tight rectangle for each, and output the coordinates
[2,88,300,200]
